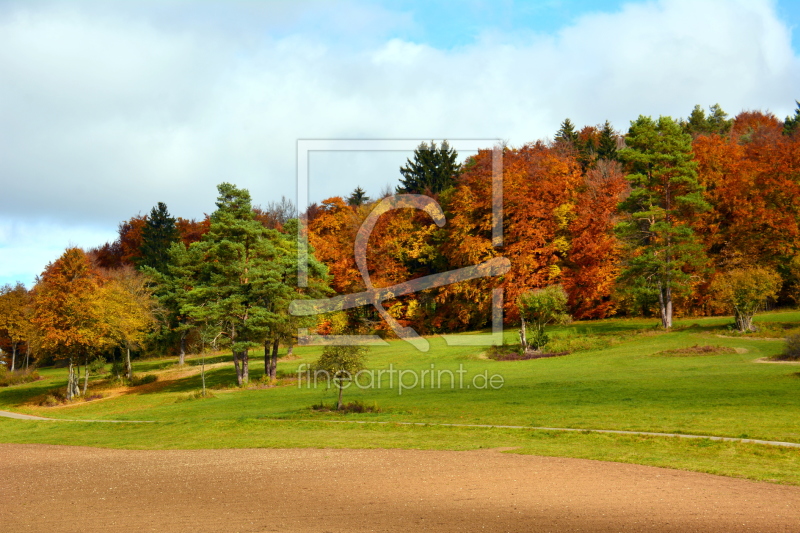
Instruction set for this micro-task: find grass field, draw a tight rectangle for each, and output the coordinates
[2,311,799,484]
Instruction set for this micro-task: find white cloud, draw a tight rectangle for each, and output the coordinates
[0,0,797,284]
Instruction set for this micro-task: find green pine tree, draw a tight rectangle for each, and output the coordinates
[347,186,371,206]
[177,183,283,386]
[138,202,180,274]
[617,116,710,329]
[396,140,460,194]
[683,104,732,136]
[784,100,800,136]
[597,120,618,161]
[554,118,579,145]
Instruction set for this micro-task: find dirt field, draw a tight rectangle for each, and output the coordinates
[2,444,799,532]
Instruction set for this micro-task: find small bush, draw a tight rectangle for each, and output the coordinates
[486,343,522,359]
[775,334,800,361]
[39,391,66,407]
[88,357,108,375]
[110,359,126,378]
[311,400,380,413]
[175,389,216,403]
[657,345,736,357]
[0,369,41,387]
[83,393,105,402]
[128,374,157,387]
[490,351,570,361]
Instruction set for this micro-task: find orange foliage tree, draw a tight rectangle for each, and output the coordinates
[32,248,111,399]
[440,143,624,329]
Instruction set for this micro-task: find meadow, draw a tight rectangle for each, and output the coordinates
[2,311,799,485]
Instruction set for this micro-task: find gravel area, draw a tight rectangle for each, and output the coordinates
[1,444,799,532]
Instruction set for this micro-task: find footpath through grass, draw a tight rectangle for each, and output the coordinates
[1,311,799,484]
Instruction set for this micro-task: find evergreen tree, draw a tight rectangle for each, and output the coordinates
[683,104,732,136]
[176,183,280,386]
[597,120,618,160]
[396,140,459,194]
[617,116,710,329]
[139,202,179,274]
[347,186,371,206]
[707,104,732,135]
[784,100,800,136]
[554,118,579,145]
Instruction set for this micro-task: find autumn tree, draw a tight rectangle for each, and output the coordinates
[138,202,180,274]
[314,344,368,410]
[396,140,459,194]
[253,196,297,230]
[711,267,781,332]
[0,283,30,371]
[617,115,709,329]
[176,216,211,246]
[442,142,621,329]
[32,248,110,399]
[693,111,800,278]
[90,215,147,269]
[99,266,158,379]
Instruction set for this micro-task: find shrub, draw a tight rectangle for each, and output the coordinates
[128,374,157,387]
[83,393,105,402]
[656,345,737,357]
[175,390,216,403]
[0,368,41,387]
[311,400,380,413]
[518,285,571,352]
[40,391,66,407]
[777,334,800,361]
[110,359,126,378]
[88,357,108,375]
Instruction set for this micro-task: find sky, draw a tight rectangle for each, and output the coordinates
[1,0,799,287]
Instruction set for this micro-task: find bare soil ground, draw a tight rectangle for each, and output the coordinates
[2,445,800,532]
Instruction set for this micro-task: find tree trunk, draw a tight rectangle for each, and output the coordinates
[125,346,133,380]
[735,311,755,332]
[519,314,528,352]
[337,383,343,411]
[658,281,673,329]
[67,359,75,401]
[287,343,294,358]
[264,340,270,374]
[10,344,16,372]
[179,330,186,366]
[201,354,206,396]
[233,350,242,386]
[83,357,90,396]
[270,339,279,381]
[241,348,249,385]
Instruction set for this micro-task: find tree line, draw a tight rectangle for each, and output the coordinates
[1,102,799,390]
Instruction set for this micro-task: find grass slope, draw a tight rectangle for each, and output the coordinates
[2,311,799,484]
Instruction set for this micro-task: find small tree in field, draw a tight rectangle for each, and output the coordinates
[314,344,368,410]
[712,267,781,332]
[518,285,571,352]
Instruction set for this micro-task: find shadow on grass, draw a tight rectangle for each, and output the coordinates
[0,379,61,408]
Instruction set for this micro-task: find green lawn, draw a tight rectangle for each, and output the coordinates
[2,311,799,484]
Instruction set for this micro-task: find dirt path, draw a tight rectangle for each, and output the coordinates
[1,444,799,532]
